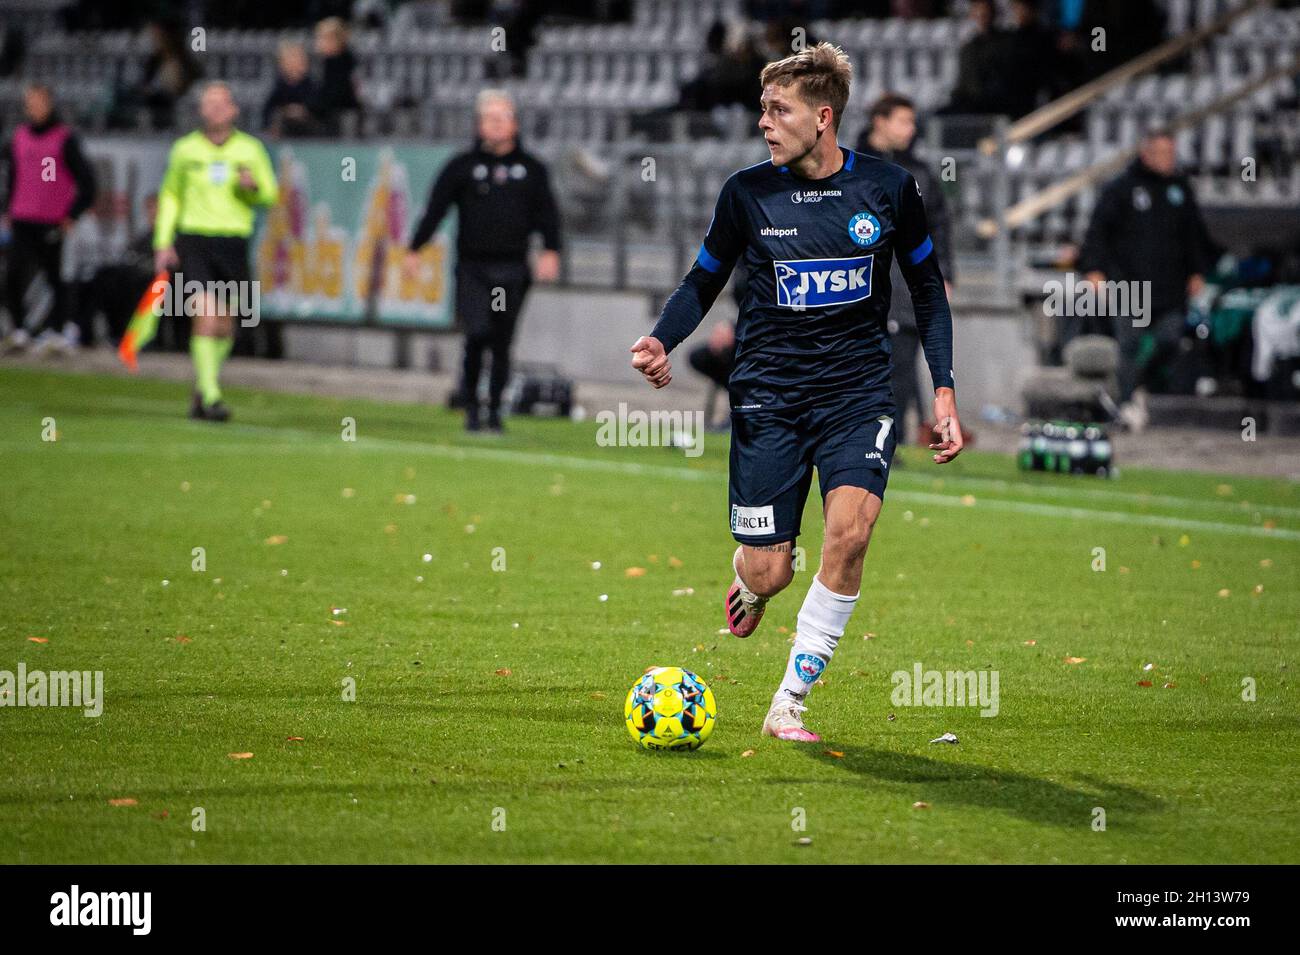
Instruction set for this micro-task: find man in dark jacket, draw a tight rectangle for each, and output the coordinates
[856,93,955,445]
[0,83,96,354]
[406,89,562,433]
[1078,129,1212,431]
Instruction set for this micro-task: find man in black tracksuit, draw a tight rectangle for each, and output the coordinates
[407,90,561,433]
[856,93,955,446]
[1078,129,1212,430]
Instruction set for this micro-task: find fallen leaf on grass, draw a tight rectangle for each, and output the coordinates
[494,668,512,677]
[624,567,647,578]
[1137,680,1153,687]
[228,752,254,760]
[173,635,191,644]
[1217,588,1231,598]
[329,619,347,627]
[1163,682,1177,689]
[27,636,48,644]
[741,749,756,758]
[108,798,137,807]
[1023,640,1037,646]
[286,736,305,742]
[264,535,288,546]
[668,556,683,568]
[1064,657,1086,664]
[912,801,931,810]
[823,749,844,758]
[589,692,606,700]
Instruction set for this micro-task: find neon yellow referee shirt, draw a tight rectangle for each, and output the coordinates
[153,129,279,249]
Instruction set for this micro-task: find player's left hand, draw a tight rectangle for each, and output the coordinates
[930,387,963,464]
[236,166,257,191]
[534,249,560,283]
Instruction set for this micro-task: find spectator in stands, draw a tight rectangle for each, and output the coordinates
[855,93,955,445]
[312,17,361,135]
[263,41,321,138]
[1078,129,1213,432]
[0,84,97,355]
[942,0,1011,116]
[1003,0,1057,118]
[129,19,205,130]
[405,89,562,434]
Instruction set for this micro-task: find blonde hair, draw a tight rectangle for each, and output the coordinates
[759,42,853,131]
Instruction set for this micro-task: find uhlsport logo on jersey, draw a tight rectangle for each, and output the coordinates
[848,211,882,247]
[731,504,775,536]
[773,255,873,309]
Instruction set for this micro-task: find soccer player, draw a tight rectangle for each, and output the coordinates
[631,43,962,742]
[153,82,278,421]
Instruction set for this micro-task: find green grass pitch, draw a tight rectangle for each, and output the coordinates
[1,365,1297,864]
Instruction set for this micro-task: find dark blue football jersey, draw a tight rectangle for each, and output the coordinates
[652,145,953,412]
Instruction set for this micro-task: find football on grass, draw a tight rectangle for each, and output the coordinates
[624,666,717,750]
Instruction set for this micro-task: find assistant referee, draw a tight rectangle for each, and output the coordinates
[406,89,562,434]
[154,82,278,421]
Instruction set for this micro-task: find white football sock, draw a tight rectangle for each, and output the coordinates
[777,575,858,702]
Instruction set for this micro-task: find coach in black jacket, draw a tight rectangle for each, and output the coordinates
[407,89,562,433]
[856,93,955,445]
[1078,129,1212,429]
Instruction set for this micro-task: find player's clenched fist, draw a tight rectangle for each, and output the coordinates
[630,336,671,389]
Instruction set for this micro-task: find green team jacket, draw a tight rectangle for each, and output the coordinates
[153,129,279,249]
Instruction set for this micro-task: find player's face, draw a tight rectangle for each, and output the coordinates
[1140,136,1176,177]
[200,88,239,131]
[758,83,824,168]
[873,106,916,152]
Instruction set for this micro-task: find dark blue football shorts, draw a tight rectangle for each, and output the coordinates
[728,393,898,545]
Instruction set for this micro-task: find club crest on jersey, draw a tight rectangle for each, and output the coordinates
[773,256,873,308]
[848,211,882,247]
[794,653,825,683]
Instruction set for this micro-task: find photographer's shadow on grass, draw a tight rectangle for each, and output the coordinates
[806,743,1164,827]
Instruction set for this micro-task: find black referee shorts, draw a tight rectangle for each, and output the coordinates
[174,233,252,289]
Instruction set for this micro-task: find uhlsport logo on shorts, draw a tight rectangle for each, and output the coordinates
[773,255,873,308]
[731,504,775,536]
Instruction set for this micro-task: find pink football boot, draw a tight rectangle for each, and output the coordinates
[725,547,767,638]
